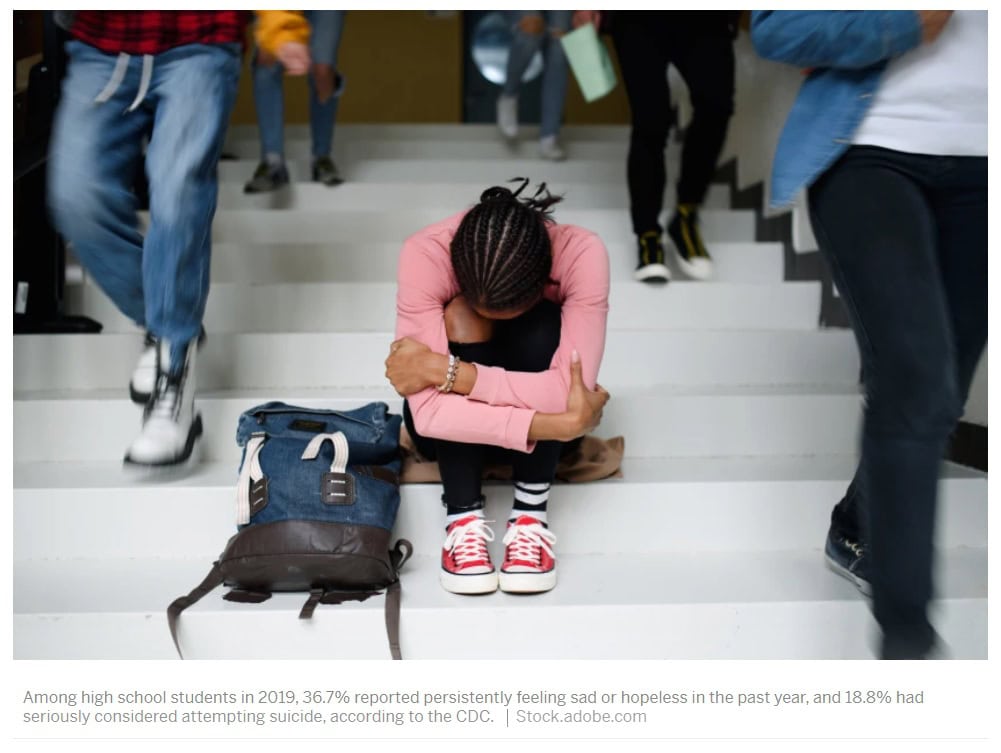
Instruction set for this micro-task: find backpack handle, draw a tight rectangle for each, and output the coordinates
[236,433,267,525]
[301,431,350,472]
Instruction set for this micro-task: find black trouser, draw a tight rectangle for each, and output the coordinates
[403,300,565,510]
[808,146,987,659]
[611,12,735,235]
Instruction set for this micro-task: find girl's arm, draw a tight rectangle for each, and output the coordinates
[393,229,609,451]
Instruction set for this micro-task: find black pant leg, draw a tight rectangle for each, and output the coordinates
[670,29,735,205]
[612,14,673,235]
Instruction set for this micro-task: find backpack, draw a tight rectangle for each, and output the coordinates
[167,401,412,659]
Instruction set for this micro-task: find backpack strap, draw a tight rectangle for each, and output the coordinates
[166,561,226,659]
[385,579,403,660]
[391,538,413,572]
[384,539,413,661]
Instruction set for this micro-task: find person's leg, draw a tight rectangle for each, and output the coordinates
[245,44,289,193]
[933,156,987,407]
[126,42,241,466]
[498,11,544,139]
[48,41,151,329]
[809,146,964,659]
[493,300,563,592]
[611,14,673,283]
[305,10,346,184]
[537,10,572,159]
[666,30,735,280]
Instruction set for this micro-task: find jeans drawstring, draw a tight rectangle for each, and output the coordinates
[93,52,154,113]
[126,55,154,112]
[94,52,129,104]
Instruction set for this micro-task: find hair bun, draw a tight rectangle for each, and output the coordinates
[480,186,514,203]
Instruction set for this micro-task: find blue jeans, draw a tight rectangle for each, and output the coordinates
[253,10,346,160]
[808,146,987,659]
[48,40,241,371]
[503,10,572,139]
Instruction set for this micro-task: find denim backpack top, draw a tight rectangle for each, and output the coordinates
[168,401,412,659]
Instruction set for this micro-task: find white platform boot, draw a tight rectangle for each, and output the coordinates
[124,338,203,467]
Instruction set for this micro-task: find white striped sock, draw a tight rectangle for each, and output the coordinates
[511,481,550,523]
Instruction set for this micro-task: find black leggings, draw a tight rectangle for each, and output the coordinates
[612,12,735,234]
[403,299,565,510]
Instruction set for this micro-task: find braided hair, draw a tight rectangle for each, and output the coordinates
[450,178,562,313]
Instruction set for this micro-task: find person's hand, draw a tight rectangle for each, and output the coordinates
[563,350,610,439]
[385,337,434,396]
[276,41,311,75]
[917,11,953,44]
[572,10,602,30]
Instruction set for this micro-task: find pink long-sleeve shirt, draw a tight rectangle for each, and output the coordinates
[395,210,610,453]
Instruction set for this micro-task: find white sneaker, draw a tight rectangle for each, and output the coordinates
[496,94,519,140]
[124,338,203,467]
[538,135,566,161]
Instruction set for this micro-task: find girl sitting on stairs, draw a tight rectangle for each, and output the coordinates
[384,179,610,595]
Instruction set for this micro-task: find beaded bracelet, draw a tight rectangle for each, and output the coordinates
[436,353,460,393]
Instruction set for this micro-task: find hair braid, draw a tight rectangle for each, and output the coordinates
[451,178,562,312]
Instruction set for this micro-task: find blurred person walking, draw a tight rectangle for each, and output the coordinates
[496,11,573,161]
[752,10,986,659]
[575,11,739,283]
[245,11,348,192]
[48,10,307,468]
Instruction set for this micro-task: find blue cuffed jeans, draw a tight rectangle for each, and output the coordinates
[48,40,241,371]
[253,10,346,161]
[808,145,987,659]
[503,10,572,139]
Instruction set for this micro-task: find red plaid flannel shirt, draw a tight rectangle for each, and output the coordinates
[69,11,250,56]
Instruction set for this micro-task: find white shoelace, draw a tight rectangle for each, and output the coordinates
[502,520,556,563]
[443,518,495,566]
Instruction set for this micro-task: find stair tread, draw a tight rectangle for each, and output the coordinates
[13,456,984,491]
[14,547,987,616]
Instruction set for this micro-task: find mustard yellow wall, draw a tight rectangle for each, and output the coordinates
[230,10,630,125]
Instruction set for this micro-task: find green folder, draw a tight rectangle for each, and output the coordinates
[560,23,617,103]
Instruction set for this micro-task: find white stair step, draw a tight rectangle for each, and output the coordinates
[225,122,633,143]
[172,240,786,285]
[186,208,757,246]
[220,158,640,185]
[12,385,862,463]
[14,549,987,659]
[13,330,860,392]
[231,139,632,161]
[215,181,732,212]
[66,281,822,334]
[13,457,986,561]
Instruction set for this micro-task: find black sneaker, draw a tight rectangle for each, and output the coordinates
[312,156,343,186]
[633,231,671,284]
[824,524,871,596]
[243,161,289,194]
[667,204,714,280]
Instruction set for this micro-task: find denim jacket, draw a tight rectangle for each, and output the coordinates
[750,11,924,209]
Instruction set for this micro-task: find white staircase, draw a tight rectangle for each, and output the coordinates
[13,124,987,659]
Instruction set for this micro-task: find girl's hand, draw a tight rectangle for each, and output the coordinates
[563,350,610,439]
[385,337,434,396]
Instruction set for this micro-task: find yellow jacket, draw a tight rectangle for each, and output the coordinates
[255,11,310,56]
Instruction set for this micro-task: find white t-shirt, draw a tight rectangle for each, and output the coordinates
[852,10,987,156]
